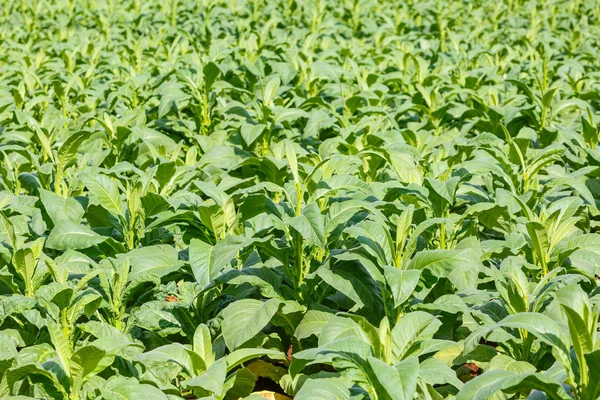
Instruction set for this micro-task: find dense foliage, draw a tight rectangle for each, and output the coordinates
[1,0,600,399]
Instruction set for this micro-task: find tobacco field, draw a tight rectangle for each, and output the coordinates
[1,0,600,399]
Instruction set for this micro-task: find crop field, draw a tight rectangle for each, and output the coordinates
[1,0,600,399]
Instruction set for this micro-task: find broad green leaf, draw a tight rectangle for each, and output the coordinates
[190,236,261,287]
[4,363,66,399]
[99,376,168,400]
[136,343,198,379]
[0,212,16,251]
[456,370,571,400]
[203,61,221,91]
[193,324,215,368]
[120,245,182,282]
[584,350,600,400]
[80,173,123,217]
[304,110,336,139]
[240,124,266,146]
[224,367,255,399]
[295,377,351,400]
[46,221,107,250]
[420,357,463,388]
[391,311,441,361]
[318,316,377,353]
[39,189,85,224]
[188,239,215,287]
[225,348,287,371]
[56,131,89,168]
[317,260,383,319]
[14,247,35,296]
[408,249,481,290]
[295,310,335,340]
[526,221,549,268]
[289,203,325,248]
[46,316,71,376]
[183,358,226,397]
[345,220,393,266]
[290,337,373,377]
[465,312,570,367]
[70,345,107,398]
[366,356,418,400]
[284,140,300,185]
[221,298,282,350]
[487,354,536,374]
[384,268,420,309]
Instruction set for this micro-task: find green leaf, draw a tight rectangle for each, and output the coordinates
[295,377,351,400]
[190,236,262,287]
[240,124,266,146]
[345,220,393,266]
[193,324,215,368]
[99,376,168,400]
[224,367,255,400]
[289,203,325,248]
[317,260,383,319]
[183,357,226,397]
[33,126,54,162]
[136,343,198,379]
[225,348,287,371]
[4,363,66,399]
[273,108,309,124]
[0,212,16,251]
[221,298,282,351]
[526,221,549,268]
[284,140,300,186]
[408,249,481,290]
[290,337,373,377]
[584,350,600,400]
[295,310,335,340]
[46,316,72,376]
[70,345,107,398]
[391,311,441,361]
[120,245,182,282]
[189,239,215,287]
[14,247,35,296]
[393,205,414,267]
[203,61,221,91]
[80,173,123,217]
[46,221,107,250]
[56,131,89,169]
[423,177,458,217]
[319,315,379,356]
[487,354,536,374]
[420,357,463,388]
[561,304,593,366]
[526,148,564,180]
[384,268,420,309]
[156,161,176,189]
[465,312,570,367]
[456,370,571,400]
[366,356,418,400]
[582,111,598,149]
[39,189,85,224]
[304,110,336,139]
[262,75,280,107]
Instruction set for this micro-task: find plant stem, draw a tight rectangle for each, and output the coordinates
[439,222,446,250]
[25,277,34,298]
[62,309,69,339]
[295,231,303,288]
[55,165,63,197]
[171,0,178,27]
